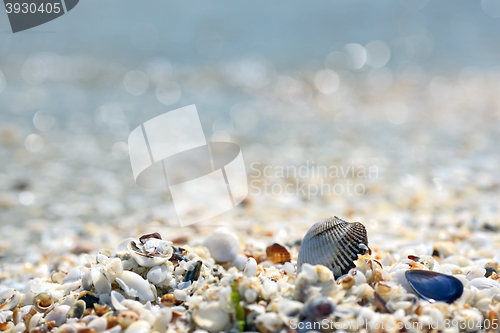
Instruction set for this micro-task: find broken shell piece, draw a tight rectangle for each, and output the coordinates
[161,293,181,306]
[110,290,127,311]
[183,261,203,282]
[266,243,291,264]
[27,312,44,331]
[67,300,86,319]
[127,237,173,268]
[297,216,371,279]
[466,277,500,290]
[63,266,91,284]
[139,232,162,244]
[0,288,21,311]
[45,305,70,327]
[115,271,155,302]
[91,265,112,294]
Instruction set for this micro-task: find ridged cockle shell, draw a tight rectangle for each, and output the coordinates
[297,216,370,279]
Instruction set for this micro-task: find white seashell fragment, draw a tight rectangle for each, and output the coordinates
[393,268,413,293]
[81,314,99,324]
[106,258,124,276]
[28,312,44,331]
[297,216,370,278]
[466,268,486,281]
[29,279,61,293]
[152,308,173,332]
[0,288,21,311]
[177,281,191,290]
[466,277,500,290]
[116,271,155,302]
[116,237,136,255]
[110,290,128,311]
[203,228,240,263]
[128,238,173,268]
[88,317,108,332]
[124,320,151,333]
[244,257,258,277]
[91,264,112,294]
[63,266,91,284]
[193,302,230,333]
[96,253,109,264]
[147,265,166,285]
[45,305,70,327]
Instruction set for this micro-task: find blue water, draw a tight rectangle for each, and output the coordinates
[0,0,499,72]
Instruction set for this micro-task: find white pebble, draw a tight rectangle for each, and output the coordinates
[300,263,318,283]
[203,228,240,263]
[177,281,191,290]
[283,262,295,275]
[174,289,187,301]
[175,265,186,276]
[244,258,258,277]
[147,266,164,285]
[233,254,248,271]
[244,289,258,303]
[262,279,278,300]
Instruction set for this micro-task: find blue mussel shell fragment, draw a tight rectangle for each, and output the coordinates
[405,270,464,303]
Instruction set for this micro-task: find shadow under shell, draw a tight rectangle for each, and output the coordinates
[405,270,464,304]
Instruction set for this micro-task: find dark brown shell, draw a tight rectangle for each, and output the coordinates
[139,232,162,244]
[297,216,370,279]
[266,243,291,264]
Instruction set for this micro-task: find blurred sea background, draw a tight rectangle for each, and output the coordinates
[1,0,500,264]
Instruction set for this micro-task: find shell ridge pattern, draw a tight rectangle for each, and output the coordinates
[297,216,369,278]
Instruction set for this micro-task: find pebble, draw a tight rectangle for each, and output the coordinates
[244,257,258,277]
[203,228,240,263]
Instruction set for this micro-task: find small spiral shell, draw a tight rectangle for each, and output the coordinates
[34,292,54,312]
[297,216,370,279]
